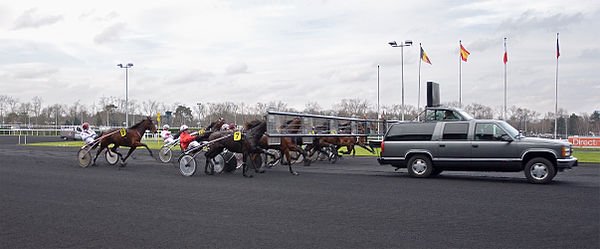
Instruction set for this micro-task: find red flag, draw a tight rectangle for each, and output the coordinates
[556,35,560,59]
[460,43,470,62]
[503,51,508,64]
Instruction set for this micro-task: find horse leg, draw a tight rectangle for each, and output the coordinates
[131,141,155,159]
[242,152,253,178]
[283,149,298,176]
[253,153,265,173]
[92,143,107,166]
[120,147,136,167]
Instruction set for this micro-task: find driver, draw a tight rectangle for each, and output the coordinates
[80,123,97,145]
[179,125,200,150]
[160,124,174,144]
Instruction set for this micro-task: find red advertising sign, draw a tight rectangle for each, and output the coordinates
[568,137,600,148]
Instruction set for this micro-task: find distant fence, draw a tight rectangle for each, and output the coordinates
[568,137,600,148]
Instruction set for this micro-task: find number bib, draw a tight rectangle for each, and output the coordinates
[233,131,242,141]
[120,128,127,137]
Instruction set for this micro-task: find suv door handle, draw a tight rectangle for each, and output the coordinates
[439,144,446,147]
[472,144,479,148]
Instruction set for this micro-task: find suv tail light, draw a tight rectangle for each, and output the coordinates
[381,141,385,153]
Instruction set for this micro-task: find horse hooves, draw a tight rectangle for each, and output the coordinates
[291,172,299,176]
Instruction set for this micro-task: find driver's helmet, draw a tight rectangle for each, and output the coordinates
[82,123,89,130]
[221,124,229,130]
[180,125,189,132]
[229,123,236,129]
[163,124,170,130]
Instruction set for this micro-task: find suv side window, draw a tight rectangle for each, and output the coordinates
[386,123,436,141]
[475,123,508,141]
[442,123,469,140]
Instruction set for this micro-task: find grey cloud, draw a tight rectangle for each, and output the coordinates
[13,8,63,29]
[225,62,249,75]
[12,67,59,79]
[497,10,584,33]
[94,23,126,44]
[468,37,502,52]
[166,70,214,85]
[579,48,600,59]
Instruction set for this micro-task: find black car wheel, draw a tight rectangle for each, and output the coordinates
[524,157,556,184]
[407,155,433,178]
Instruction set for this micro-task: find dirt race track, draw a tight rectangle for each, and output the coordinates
[1,136,599,248]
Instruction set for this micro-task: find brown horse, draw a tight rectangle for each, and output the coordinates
[92,117,158,166]
[257,116,310,175]
[306,122,374,162]
[203,119,267,177]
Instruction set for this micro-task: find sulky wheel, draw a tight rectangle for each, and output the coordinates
[179,154,197,176]
[265,149,281,168]
[159,146,172,163]
[77,148,91,168]
[105,150,119,165]
[209,154,226,174]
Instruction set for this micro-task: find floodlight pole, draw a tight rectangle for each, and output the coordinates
[117,63,133,127]
[389,40,412,121]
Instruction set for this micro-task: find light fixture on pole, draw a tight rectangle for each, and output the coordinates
[117,63,133,127]
[389,40,412,121]
[196,102,202,127]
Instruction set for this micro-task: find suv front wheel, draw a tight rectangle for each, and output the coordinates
[407,155,434,178]
[524,157,556,184]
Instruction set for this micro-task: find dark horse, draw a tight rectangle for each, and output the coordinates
[306,122,374,161]
[92,116,158,166]
[258,116,310,175]
[203,119,267,177]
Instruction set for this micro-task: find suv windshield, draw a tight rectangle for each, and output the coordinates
[498,121,521,138]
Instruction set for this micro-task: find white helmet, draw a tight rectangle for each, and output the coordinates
[163,124,170,130]
[180,125,189,132]
[221,124,229,130]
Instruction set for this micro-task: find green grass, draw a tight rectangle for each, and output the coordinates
[573,152,600,163]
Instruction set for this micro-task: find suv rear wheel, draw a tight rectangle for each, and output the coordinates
[407,155,434,178]
[524,157,556,184]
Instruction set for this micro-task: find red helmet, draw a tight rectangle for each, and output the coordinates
[229,123,235,129]
[82,123,89,130]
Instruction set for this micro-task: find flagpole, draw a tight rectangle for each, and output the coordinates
[459,40,462,106]
[504,37,507,120]
[377,65,380,133]
[418,43,422,121]
[554,33,559,139]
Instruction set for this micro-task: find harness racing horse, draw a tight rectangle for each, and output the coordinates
[306,122,374,162]
[92,117,158,166]
[258,116,310,175]
[203,119,267,177]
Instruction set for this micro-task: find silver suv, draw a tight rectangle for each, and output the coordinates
[377,119,578,184]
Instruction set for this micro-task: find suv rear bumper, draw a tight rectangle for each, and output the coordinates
[557,156,578,170]
[377,157,406,167]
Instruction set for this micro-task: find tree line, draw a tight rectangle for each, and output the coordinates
[1,94,598,137]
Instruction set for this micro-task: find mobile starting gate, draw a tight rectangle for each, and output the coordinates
[265,111,395,145]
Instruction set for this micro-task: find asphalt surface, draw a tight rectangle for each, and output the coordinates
[1,136,599,248]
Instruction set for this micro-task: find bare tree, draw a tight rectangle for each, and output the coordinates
[31,96,43,125]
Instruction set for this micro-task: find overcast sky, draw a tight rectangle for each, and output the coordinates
[1,0,598,114]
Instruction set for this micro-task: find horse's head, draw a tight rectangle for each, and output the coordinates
[284,117,302,134]
[245,119,267,138]
[144,116,157,133]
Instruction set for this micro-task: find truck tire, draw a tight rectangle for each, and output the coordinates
[407,155,433,178]
[524,157,556,184]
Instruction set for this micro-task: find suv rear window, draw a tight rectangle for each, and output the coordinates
[385,123,435,141]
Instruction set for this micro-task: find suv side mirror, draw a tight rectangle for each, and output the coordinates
[500,134,513,142]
